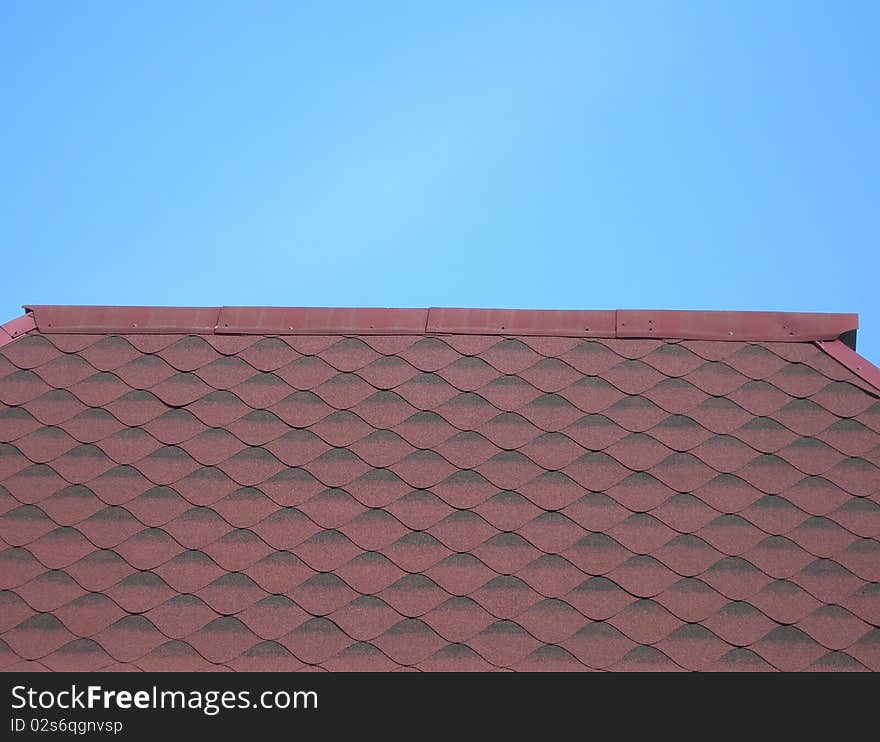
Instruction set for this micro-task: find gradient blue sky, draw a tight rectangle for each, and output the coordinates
[2,2,878,360]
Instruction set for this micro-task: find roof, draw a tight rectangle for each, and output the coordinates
[1,305,878,672]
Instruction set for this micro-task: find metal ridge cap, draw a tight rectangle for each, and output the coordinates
[425,308,617,336]
[615,309,858,343]
[17,305,860,341]
[24,305,222,334]
[216,306,429,335]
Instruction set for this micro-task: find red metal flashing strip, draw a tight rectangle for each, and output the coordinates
[12,305,861,342]
[216,307,428,335]
[617,310,858,342]
[426,308,617,337]
[816,339,880,394]
[0,312,37,345]
[0,313,37,349]
[25,305,222,334]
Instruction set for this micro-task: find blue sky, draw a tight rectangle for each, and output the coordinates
[2,2,878,360]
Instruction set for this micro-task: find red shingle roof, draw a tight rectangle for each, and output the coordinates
[1,306,878,671]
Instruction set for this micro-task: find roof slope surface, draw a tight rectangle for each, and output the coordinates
[1,307,879,671]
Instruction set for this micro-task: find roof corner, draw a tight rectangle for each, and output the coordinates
[816,338,880,395]
[0,308,37,350]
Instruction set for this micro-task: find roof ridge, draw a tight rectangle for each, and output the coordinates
[14,305,860,343]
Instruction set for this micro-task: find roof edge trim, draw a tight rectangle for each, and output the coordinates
[0,313,37,349]
[18,305,859,342]
[816,339,880,394]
